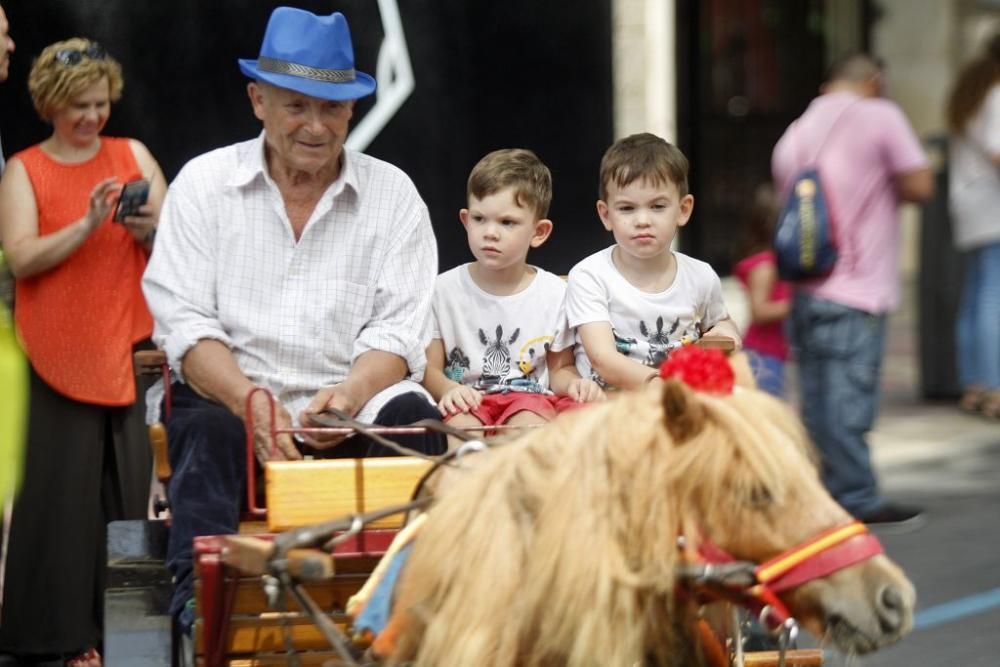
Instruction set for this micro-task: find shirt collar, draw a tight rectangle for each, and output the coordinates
[227,131,360,202]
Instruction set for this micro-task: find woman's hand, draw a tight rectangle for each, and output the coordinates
[84,177,121,233]
[119,202,158,246]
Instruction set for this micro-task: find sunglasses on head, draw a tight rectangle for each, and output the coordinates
[54,43,107,66]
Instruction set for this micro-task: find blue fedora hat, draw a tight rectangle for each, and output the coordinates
[238,7,376,101]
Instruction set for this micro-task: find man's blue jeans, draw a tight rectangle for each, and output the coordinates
[956,241,1000,391]
[163,383,446,630]
[790,292,886,517]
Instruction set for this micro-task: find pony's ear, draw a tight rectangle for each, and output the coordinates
[660,379,706,444]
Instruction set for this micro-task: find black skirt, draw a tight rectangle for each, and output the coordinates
[0,365,151,656]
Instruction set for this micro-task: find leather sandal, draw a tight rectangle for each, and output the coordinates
[979,391,1000,420]
[959,386,986,413]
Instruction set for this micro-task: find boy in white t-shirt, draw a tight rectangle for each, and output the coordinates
[567,133,741,390]
[423,149,604,433]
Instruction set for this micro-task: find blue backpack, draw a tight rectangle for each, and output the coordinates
[773,103,861,281]
[773,166,838,281]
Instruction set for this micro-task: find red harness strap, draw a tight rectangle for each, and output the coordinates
[686,521,884,630]
[755,521,884,593]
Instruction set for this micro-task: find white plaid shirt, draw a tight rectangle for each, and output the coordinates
[142,133,437,423]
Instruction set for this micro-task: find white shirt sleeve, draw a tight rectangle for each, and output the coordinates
[353,193,438,382]
[701,268,730,331]
[566,257,612,328]
[142,162,231,380]
[978,85,1000,156]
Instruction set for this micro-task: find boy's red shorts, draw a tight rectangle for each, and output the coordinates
[449,392,584,427]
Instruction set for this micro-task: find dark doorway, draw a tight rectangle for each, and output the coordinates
[676,0,865,274]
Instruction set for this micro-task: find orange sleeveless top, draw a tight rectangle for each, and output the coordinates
[14,137,152,406]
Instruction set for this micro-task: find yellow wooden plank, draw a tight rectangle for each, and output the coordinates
[264,457,431,531]
[214,653,351,666]
[195,574,367,616]
[744,649,824,666]
[194,613,353,654]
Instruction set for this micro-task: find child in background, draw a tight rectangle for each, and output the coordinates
[422,149,604,439]
[566,133,741,391]
[732,183,791,397]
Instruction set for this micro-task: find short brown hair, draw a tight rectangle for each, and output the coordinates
[825,52,882,86]
[467,148,552,219]
[947,33,1000,134]
[599,133,689,201]
[28,38,123,122]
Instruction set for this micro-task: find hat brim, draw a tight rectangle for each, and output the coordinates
[239,59,376,101]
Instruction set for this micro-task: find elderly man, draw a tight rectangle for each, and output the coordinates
[142,7,445,631]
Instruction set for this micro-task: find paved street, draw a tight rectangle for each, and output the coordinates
[789,288,1000,666]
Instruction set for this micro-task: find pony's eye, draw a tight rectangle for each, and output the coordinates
[747,486,774,509]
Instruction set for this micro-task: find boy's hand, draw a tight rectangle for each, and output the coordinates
[438,385,483,417]
[702,323,743,350]
[566,377,606,403]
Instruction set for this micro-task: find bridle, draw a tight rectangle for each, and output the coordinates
[682,521,883,626]
[678,520,884,665]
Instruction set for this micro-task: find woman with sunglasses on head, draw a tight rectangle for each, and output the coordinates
[0,38,165,667]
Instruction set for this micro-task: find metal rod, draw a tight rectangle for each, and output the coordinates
[286,577,360,666]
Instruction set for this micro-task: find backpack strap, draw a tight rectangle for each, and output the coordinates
[795,97,862,166]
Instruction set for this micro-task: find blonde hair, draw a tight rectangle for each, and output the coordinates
[28,38,123,122]
[599,132,689,201]
[467,149,552,219]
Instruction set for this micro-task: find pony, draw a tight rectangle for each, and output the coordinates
[385,367,915,666]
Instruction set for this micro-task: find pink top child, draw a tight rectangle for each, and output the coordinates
[733,250,791,361]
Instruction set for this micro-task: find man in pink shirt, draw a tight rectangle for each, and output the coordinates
[772,53,933,526]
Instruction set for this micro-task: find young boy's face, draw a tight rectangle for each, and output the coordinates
[460,187,552,272]
[597,177,693,262]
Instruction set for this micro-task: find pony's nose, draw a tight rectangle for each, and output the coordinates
[876,585,906,635]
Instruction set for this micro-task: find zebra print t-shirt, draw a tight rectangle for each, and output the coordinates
[566,246,729,389]
[430,264,573,394]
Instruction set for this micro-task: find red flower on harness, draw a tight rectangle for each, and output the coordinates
[658,345,734,395]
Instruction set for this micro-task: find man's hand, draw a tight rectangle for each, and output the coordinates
[298,384,365,449]
[246,394,301,464]
[565,378,606,403]
[438,385,483,417]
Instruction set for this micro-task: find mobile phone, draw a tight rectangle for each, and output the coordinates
[113,179,150,222]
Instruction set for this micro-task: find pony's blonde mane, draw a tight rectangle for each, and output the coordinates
[390,380,818,667]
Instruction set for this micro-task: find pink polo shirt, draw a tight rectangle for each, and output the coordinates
[772,92,928,313]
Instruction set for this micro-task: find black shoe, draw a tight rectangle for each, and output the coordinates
[858,503,926,532]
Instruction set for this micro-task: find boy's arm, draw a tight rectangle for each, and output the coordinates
[699,268,742,347]
[421,339,458,401]
[547,347,605,403]
[422,338,482,416]
[702,316,743,347]
[578,321,661,390]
